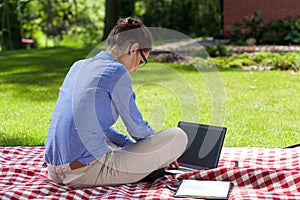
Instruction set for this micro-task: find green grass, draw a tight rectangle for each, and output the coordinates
[0,47,299,147]
[0,46,93,146]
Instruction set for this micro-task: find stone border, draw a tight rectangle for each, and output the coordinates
[226,45,300,53]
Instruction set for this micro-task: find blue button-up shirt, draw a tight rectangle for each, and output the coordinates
[45,51,155,166]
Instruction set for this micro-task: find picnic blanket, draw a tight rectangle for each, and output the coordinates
[1,146,300,200]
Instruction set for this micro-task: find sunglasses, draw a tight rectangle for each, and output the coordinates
[138,49,148,68]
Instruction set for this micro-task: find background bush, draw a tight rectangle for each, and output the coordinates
[228,12,300,45]
[204,44,231,57]
[190,51,300,71]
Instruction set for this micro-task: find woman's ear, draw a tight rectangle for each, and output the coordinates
[129,42,139,55]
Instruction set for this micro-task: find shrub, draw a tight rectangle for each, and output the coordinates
[238,58,257,66]
[283,19,300,44]
[227,11,264,45]
[224,60,243,68]
[267,54,299,70]
[221,58,255,69]
[253,51,275,63]
[204,46,219,57]
[204,44,231,57]
[217,44,232,57]
[259,21,288,45]
[212,52,300,71]
[162,51,300,71]
[271,55,291,70]
[233,52,249,59]
[211,57,226,68]
[189,57,216,69]
[228,12,300,45]
[287,53,300,71]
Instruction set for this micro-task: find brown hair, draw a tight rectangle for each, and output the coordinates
[106,17,153,52]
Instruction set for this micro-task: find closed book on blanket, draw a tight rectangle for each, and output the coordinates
[174,180,232,199]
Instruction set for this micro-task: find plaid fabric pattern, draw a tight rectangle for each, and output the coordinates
[178,148,300,200]
[1,146,299,199]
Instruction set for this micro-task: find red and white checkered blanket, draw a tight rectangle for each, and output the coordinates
[1,146,300,199]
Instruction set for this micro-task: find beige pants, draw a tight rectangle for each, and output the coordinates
[47,127,188,188]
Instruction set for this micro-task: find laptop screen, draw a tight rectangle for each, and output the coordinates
[177,121,227,170]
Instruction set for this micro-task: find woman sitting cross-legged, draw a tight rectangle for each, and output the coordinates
[44,17,188,189]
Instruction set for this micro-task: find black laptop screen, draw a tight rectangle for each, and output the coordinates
[177,121,227,169]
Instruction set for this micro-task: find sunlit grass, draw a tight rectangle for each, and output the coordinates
[131,63,300,148]
[0,47,299,147]
[0,46,93,146]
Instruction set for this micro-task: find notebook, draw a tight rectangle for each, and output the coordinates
[174,179,232,199]
[166,121,227,174]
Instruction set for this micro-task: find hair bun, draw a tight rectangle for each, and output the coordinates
[107,17,152,52]
[118,17,142,28]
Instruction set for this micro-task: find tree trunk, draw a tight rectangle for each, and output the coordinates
[46,0,52,47]
[118,0,135,18]
[1,0,7,50]
[102,0,118,41]
[5,0,13,50]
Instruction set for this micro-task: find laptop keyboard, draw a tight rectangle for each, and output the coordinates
[178,166,194,172]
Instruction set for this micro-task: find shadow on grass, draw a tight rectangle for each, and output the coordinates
[0,46,94,101]
[0,47,246,101]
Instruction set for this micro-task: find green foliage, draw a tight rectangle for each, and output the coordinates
[224,58,256,69]
[287,53,300,71]
[252,52,300,71]
[228,12,300,45]
[210,57,226,68]
[227,11,264,45]
[258,16,300,45]
[1,0,105,50]
[231,52,249,59]
[221,60,241,68]
[284,20,300,44]
[252,51,274,63]
[212,52,254,68]
[189,57,216,69]
[1,0,223,50]
[140,0,222,37]
[204,44,231,57]
[204,46,218,57]
[191,51,300,71]
[190,55,256,69]
[134,1,146,16]
[266,53,300,71]
[217,44,231,56]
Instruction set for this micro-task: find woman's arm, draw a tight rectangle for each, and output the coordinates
[110,69,155,140]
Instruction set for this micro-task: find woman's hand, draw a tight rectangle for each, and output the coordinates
[169,160,179,169]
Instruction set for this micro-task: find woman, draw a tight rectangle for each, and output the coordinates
[45,17,187,188]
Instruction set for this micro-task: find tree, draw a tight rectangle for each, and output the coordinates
[1,0,223,50]
[102,0,118,41]
[1,0,24,50]
[118,0,136,18]
[102,0,136,41]
[141,0,222,37]
[1,0,105,50]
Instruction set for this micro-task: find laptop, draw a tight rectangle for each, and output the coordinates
[166,121,227,174]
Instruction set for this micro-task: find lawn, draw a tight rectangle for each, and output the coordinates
[0,47,299,147]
